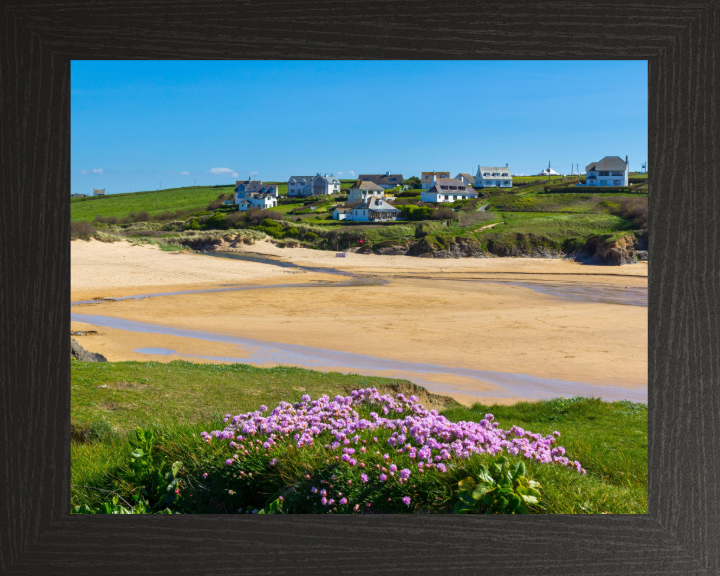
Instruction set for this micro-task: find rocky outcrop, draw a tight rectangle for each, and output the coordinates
[71,338,107,362]
[584,234,638,266]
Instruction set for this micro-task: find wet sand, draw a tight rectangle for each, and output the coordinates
[71,239,648,405]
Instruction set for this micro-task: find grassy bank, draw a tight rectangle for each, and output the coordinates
[71,360,647,514]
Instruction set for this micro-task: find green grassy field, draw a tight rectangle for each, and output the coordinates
[71,186,235,222]
[71,360,647,515]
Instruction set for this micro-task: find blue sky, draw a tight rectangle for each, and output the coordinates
[71,60,647,195]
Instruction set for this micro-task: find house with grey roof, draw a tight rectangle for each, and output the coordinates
[288,174,340,197]
[234,180,278,203]
[474,166,512,188]
[356,172,403,189]
[347,180,385,203]
[455,173,475,187]
[346,196,401,222]
[421,178,478,203]
[93,189,105,196]
[584,156,628,186]
[421,171,450,189]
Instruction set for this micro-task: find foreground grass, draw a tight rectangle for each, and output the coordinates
[71,361,647,514]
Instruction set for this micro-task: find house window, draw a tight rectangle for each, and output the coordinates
[612,172,624,176]
[599,171,610,176]
[459,186,465,190]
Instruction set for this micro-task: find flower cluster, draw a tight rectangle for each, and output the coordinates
[201,388,584,476]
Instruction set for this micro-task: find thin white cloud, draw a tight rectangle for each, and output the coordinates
[79,170,88,175]
[207,167,238,178]
[179,171,190,176]
[336,172,344,176]
[249,171,259,176]
[92,168,104,174]
[348,170,355,176]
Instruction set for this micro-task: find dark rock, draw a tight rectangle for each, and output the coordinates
[71,338,107,362]
[637,250,648,261]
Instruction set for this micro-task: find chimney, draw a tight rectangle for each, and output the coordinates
[386,171,390,176]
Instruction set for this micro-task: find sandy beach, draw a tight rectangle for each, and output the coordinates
[71,239,648,405]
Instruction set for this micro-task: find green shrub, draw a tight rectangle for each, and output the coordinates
[70,220,96,240]
[400,205,433,221]
[453,457,544,514]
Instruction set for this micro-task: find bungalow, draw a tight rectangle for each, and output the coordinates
[346,196,401,222]
[71,193,88,198]
[474,165,512,188]
[93,189,105,196]
[235,192,277,211]
[356,172,403,190]
[288,174,341,197]
[332,206,349,221]
[421,177,478,203]
[585,156,628,187]
[421,171,450,189]
[234,180,278,202]
[347,180,385,203]
[455,173,475,186]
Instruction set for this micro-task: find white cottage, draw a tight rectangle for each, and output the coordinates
[474,165,512,188]
[421,177,478,203]
[235,192,277,212]
[585,156,628,187]
[346,196,401,222]
[347,181,385,203]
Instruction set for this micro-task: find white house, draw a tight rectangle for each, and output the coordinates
[421,171,450,189]
[356,172,403,190]
[346,196,401,222]
[421,177,478,203]
[474,165,512,188]
[584,156,628,186]
[288,174,341,197]
[332,207,349,220]
[347,181,385,203]
[235,192,277,212]
[93,189,105,196]
[235,180,278,202]
[455,173,475,186]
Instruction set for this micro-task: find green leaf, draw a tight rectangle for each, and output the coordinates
[505,494,522,513]
[458,477,477,491]
[516,462,526,477]
[471,484,494,501]
[171,461,183,478]
[476,468,494,485]
[131,449,144,459]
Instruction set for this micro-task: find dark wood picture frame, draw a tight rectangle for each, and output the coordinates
[1,1,718,573]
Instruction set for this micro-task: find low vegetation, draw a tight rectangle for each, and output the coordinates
[71,360,647,515]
